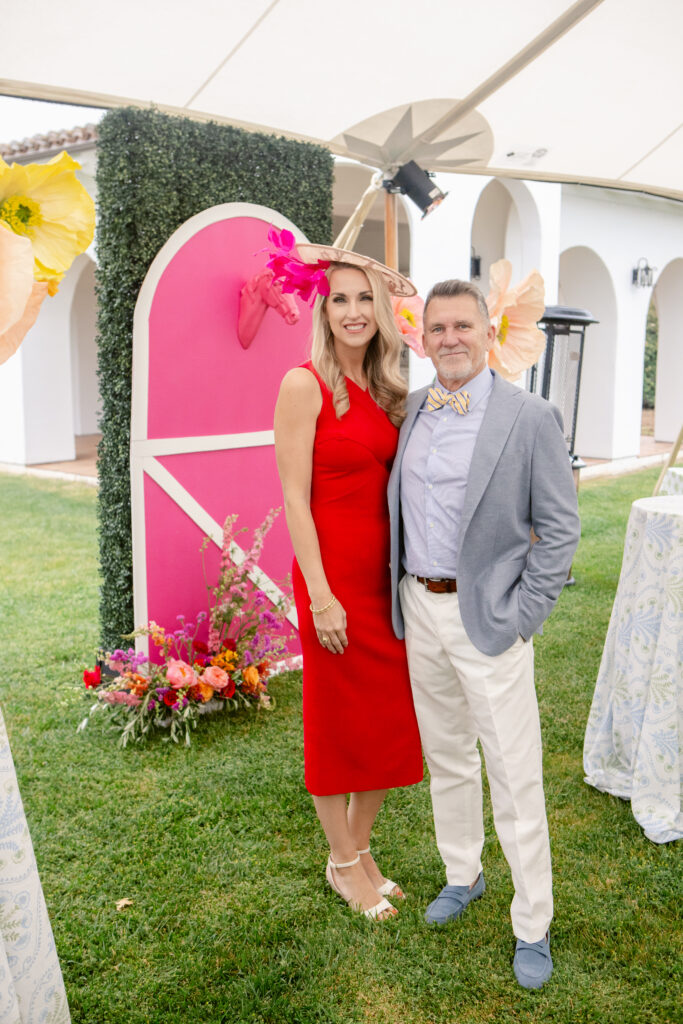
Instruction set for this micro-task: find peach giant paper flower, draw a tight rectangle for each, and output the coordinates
[0,224,48,365]
[486,259,546,381]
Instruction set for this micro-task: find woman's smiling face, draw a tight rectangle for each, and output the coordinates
[324,266,377,354]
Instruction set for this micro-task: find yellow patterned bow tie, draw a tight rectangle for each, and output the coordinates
[426,386,470,414]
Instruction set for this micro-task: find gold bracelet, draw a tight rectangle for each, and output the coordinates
[310,594,337,615]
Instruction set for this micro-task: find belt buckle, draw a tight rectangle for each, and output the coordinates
[424,576,441,592]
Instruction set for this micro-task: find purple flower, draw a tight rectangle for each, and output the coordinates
[197,611,207,623]
[259,611,278,628]
[148,698,157,710]
[243,650,253,665]
[176,614,185,622]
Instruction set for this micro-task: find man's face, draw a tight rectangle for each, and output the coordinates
[422,293,495,390]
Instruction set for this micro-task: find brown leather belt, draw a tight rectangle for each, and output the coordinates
[415,575,458,593]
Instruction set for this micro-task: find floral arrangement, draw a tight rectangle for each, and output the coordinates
[0,151,95,365]
[80,510,293,747]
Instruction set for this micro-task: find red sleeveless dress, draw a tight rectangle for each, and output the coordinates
[293,363,423,796]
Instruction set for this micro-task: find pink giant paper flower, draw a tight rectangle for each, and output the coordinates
[166,659,198,690]
[486,259,546,381]
[0,224,48,365]
[391,294,425,357]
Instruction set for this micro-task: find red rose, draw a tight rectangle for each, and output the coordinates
[193,640,209,654]
[83,665,101,689]
[222,638,237,652]
[163,691,177,707]
[223,675,236,699]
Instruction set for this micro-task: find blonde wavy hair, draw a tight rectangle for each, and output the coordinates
[310,262,407,426]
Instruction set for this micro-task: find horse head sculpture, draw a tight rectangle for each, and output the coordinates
[238,268,300,349]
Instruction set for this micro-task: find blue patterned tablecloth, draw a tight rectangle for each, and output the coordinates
[0,706,70,1024]
[584,495,683,843]
[660,466,683,497]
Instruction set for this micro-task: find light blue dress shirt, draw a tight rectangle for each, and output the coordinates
[401,366,494,577]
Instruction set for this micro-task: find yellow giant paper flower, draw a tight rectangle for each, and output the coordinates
[0,151,95,295]
[486,259,546,381]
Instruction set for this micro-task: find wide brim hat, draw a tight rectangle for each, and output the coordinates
[296,244,417,298]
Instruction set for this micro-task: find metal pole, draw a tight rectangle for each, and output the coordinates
[384,190,399,270]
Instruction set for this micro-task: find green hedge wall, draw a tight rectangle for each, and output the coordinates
[96,107,333,648]
[642,301,658,409]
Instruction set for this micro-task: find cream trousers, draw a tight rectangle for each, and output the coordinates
[400,573,553,942]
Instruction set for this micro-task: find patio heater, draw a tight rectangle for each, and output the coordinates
[531,305,598,466]
[530,306,598,584]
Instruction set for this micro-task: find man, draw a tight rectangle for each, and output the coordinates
[388,279,580,989]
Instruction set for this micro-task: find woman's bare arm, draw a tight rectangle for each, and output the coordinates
[274,368,348,652]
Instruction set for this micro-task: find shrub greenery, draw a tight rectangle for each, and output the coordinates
[95,107,333,648]
[642,300,658,409]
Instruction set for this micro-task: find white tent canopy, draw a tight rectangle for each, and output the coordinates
[2,0,682,200]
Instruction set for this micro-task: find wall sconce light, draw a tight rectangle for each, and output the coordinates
[470,247,482,280]
[632,258,655,287]
[383,160,448,218]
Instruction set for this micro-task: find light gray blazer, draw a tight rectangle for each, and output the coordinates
[388,372,581,657]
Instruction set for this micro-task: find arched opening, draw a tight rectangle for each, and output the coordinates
[70,254,100,442]
[470,178,542,294]
[332,161,411,276]
[652,259,683,442]
[559,246,618,459]
[640,296,657,439]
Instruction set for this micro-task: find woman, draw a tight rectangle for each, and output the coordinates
[274,244,423,921]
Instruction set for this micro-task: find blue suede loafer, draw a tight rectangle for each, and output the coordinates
[424,872,486,924]
[513,931,553,989]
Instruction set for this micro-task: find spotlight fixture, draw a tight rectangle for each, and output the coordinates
[383,160,447,218]
[470,246,482,280]
[632,258,655,287]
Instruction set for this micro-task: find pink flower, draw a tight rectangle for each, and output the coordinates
[264,226,330,305]
[166,659,198,690]
[201,665,229,691]
[486,260,546,381]
[391,295,425,357]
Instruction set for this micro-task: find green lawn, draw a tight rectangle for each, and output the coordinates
[0,469,680,1024]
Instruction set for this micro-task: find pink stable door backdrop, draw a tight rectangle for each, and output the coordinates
[131,204,312,658]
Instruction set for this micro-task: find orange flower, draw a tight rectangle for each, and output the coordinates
[188,681,215,703]
[128,673,149,697]
[486,259,546,381]
[212,649,238,672]
[241,664,263,696]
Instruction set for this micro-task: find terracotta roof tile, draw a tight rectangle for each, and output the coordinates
[0,124,98,160]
